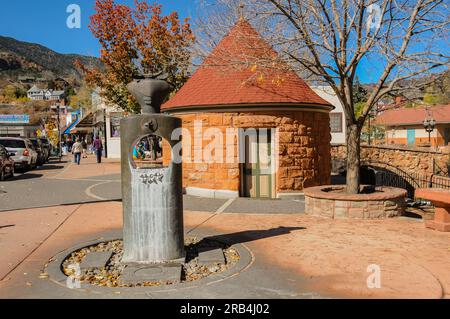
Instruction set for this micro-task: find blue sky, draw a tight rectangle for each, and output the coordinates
[0,0,195,57]
[0,1,446,84]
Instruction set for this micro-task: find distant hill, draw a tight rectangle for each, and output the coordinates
[0,35,102,82]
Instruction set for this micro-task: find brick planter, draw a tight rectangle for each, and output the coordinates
[304,186,407,219]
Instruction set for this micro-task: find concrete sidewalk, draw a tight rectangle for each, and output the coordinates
[47,155,121,180]
[0,200,449,299]
[1,155,448,298]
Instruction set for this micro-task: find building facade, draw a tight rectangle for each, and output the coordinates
[311,86,346,144]
[162,20,333,199]
[27,85,65,101]
[376,105,450,147]
[91,91,123,159]
[0,114,40,138]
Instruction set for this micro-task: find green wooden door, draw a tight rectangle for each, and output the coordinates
[243,130,274,198]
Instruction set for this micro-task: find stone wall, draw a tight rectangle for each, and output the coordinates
[304,186,407,219]
[331,144,449,176]
[167,110,331,195]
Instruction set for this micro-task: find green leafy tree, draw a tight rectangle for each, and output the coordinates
[353,77,368,104]
[354,102,366,118]
[423,75,450,105]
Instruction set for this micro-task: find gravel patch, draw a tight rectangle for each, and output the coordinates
[61,237,240,288]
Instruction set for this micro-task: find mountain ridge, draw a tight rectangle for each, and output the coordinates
[0,35,102,81]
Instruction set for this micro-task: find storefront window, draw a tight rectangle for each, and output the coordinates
[110,113,122,138]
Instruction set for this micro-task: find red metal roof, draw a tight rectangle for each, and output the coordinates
[375,105,450,126]
[162,19,330,111]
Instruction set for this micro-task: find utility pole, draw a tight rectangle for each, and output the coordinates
[57,104,62,162]
[103,108,108,158]
[368,108,377,145]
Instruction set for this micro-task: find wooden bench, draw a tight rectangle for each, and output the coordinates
[415,188,450,232]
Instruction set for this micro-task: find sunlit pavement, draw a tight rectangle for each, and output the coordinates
[0,199,449,299]
[0,156,449,299]
[0,156,122,212]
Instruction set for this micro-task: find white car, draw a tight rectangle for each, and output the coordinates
[0,137,38,171]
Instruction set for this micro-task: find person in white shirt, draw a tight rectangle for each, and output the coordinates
[72,138,84,165]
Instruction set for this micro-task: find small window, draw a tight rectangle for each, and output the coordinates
[330,113,343,133]
[110,112,122,138]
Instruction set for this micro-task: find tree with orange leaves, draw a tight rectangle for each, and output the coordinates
[76,0,195,113]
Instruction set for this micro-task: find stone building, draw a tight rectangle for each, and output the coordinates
[162,19,333,199]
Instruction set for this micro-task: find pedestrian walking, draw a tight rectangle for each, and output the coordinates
[81,139,88,158]
[93,136,103,164]
[72,138,84,165]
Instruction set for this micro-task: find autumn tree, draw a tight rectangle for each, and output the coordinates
[0,84,29,103]
[196,0,449,194]
[69,83,94,110]
[76,0,195,114]
[423,72,450,105]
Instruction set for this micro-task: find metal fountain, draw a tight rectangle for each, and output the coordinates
[120,75,184,264]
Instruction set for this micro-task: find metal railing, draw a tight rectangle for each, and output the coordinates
[363,160,450,199]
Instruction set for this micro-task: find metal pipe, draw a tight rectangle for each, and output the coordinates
[103,109,108,158]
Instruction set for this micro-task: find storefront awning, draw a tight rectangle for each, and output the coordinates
[69,112,95,134]
[63,118,81,135]
[70,127,93,134]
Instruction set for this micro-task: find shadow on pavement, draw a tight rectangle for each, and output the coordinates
[0,224,15,229]
[34,164,65,171]
[47,159,69,164]
[8,173,44,181]
[200,226,306,251]
[0,199,123,213]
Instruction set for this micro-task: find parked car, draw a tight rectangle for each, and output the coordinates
[0,137,38,171]
[0,144,14,180]
[39,137,52,162]
[29,138,46,166]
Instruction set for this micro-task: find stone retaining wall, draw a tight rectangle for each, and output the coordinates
[331,144,449,176]
[304,186,407,219]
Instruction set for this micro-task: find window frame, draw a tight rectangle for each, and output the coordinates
[330,112,343,133]
[110,112,123,138]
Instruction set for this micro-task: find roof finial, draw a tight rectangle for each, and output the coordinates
[238,2,245,21]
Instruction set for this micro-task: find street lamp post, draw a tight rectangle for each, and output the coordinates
[57,104,62,162]
[103,108,108,158]
[423,110,436,146]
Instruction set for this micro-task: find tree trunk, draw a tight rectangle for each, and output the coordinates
[346,124,361,194]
